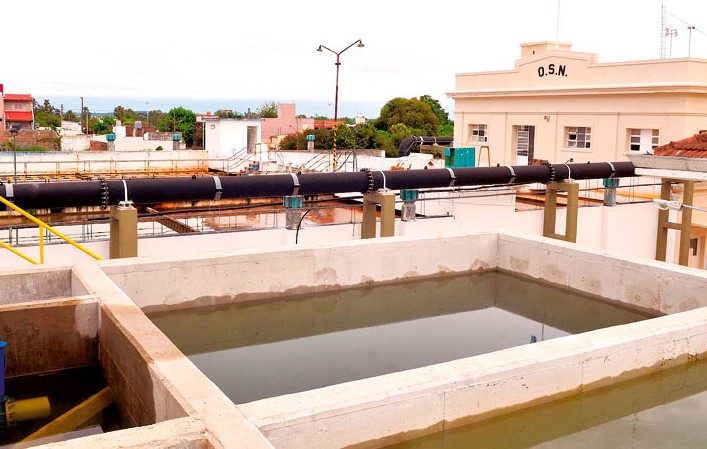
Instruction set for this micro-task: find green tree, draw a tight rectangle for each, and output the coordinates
[158,107,197,146]
[376,97,439,136]
[35,111,61,129]
[90,115,115,135]
[419,95,450,127]
[216,109,244,119]
[63,110,79,122]
[34,99,61,129]
[389,123,414,149]
[375,130,396,157]
[257,101,279,118]
[333,123,355,150]
[354,122,377,149]
[113,106,125,121]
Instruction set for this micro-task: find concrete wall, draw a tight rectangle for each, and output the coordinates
[0,150,208,176]
[91,135,176,152]
[61,134,91,151]
[95,231,707,448]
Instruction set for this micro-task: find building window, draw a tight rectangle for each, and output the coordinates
[565,127,591,149]
[13,104,22,110]
[628,129,659,152]
[468,124,487,143]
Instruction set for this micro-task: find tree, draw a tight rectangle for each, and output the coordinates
[419,95,450,128]
[90,115,115,135]
[257,101,279,118]
[63,110,79,122]
[216,109,244,119]
[376,97,439,136]
[158,107,197,146]
[354,123,377,149]
[34,99,61,129]
[113,106,125,121]
[333,123,355,150]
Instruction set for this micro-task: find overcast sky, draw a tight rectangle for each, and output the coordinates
[4,0,706,116]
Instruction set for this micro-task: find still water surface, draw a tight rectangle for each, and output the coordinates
[148,271,656,404]
[384,359,707,448]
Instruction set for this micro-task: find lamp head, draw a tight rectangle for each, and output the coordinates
[317,45,323,53]
[10,125,20,136]
[357,40,365,48]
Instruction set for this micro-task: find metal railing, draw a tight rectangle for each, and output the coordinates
[0,196,102,264]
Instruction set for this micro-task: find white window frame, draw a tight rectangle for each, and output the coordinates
[468,124,488,143]
[628,128,659,152]
[565,126,591,149]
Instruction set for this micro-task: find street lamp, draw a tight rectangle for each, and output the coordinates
[9,125,20,184]
[317,39,364,171]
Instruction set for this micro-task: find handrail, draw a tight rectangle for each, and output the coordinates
[0,195,102,264]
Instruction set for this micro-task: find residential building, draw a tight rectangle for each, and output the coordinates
[2,87,34,130]
[260,103,314,142]
[449,41,707,165]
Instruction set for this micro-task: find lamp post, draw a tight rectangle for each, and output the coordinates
[9,125,19,184]
[317,39,364,172]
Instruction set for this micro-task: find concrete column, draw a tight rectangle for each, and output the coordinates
[362,191,396,239]
[110,205,138,259]
[543,181,579,243]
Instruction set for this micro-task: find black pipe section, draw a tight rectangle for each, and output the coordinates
[0,162,635,211]
[398,136,454,157]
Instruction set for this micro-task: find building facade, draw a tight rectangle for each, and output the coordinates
[449,42,707,165]
[1,87,34,131]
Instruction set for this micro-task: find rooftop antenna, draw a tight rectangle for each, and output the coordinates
[660,0,667,58]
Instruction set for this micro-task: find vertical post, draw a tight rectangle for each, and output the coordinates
[361,191,395,239]
[543,181,579,243]
[109,204,138,259]
[332,55,340,172]
[400,189,419,222]
[284,195,304,230]
[678,180,695,266]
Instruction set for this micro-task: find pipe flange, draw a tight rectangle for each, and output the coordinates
[98,177,109,210]
[541,161,556,184]
[360,168,374,194]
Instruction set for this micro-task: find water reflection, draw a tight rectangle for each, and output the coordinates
[148,272,655,404]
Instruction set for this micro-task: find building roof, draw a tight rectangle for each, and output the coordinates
[4,110,33,122]
[3,94,33,102]
[653,133,707,158]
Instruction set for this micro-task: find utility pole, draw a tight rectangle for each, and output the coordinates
[80,96,84,133]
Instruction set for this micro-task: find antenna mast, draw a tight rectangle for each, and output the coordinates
[660,0,667,58]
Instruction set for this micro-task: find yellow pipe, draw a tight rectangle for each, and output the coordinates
[6,396,51,423]
[39,227,44,264]
[0,196,102,262]
[0,240,38,264]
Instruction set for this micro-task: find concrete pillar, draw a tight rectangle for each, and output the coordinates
[656,179,694,266]
[362,191,396,239]
[110,205,138,259]
[543,181,579,243]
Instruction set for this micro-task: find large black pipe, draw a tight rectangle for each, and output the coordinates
[0,161,635,211]
[398,136,454,157]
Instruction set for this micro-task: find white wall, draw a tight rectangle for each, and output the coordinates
[0,150,208,176]
[91,135,175,152]
[0,199,664,269]
[204,119,262,161]
[61,135,90,151]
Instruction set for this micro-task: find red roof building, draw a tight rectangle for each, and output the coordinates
[653,133,707,158]
[2,89,34,130]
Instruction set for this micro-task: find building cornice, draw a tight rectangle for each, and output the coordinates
[448,83,707,99]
